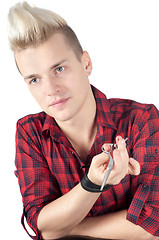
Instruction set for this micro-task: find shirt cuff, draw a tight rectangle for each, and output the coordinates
[126,183,159,236]
[21,205,43,240]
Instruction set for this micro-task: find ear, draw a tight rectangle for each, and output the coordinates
[81,51,92,76]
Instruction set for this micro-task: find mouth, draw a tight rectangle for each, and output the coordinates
[49,98,70,108]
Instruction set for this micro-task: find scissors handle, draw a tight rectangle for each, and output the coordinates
[112,137,128,150]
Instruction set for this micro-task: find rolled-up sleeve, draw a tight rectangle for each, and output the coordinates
[127,104,159,236]
[15,121,61,239]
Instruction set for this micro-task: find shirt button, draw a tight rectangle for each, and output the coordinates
[155,149,158,154]
[143,184,148,189]
[72,152,74,155]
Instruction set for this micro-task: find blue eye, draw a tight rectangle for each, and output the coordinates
[56,66,64,73]
[31,78,39,84]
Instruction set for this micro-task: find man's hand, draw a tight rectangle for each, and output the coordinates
[87,136,140,186]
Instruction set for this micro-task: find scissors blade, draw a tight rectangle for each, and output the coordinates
[100,154,113,191]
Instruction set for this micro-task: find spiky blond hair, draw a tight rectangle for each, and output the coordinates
[8,1,83,59]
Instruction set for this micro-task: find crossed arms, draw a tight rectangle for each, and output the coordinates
[37,138,156,240]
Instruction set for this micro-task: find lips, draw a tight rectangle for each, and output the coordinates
[49,98,69,108]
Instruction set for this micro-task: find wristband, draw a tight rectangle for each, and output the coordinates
[81,174,111,193]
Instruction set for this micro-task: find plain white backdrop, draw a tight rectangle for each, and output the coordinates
[1,0,159,239]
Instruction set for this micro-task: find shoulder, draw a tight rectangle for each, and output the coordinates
[107,98,159,134]
[16,111,47,135]
[17,111,46,125]
[108,98,158,119]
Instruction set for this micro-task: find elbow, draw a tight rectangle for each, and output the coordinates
[41,229,72,240]
[38,218,74,239]
[37,207,75,239]
[37,213,70,239]
[42,231,63,240]
[39,222,74,240]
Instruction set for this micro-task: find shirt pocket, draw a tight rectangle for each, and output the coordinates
[144,145,159,163]
[126,183,150,225]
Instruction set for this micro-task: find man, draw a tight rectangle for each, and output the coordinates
[8,2,159,240]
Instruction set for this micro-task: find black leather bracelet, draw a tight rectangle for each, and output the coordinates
[81,174,111,193]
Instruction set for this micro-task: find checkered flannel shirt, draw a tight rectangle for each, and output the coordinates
[15,85,159,239]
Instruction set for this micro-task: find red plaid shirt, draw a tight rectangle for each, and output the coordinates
[15,85,159,239]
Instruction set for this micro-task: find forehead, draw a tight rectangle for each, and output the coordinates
[15,33,76,76]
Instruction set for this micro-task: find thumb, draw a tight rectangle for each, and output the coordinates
[128,158,140,175]
[93,151,110,168]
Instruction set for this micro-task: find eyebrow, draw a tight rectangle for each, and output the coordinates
[24,58,68,81]
[49,59,67,71]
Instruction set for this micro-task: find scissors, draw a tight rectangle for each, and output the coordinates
[100,138,128,191]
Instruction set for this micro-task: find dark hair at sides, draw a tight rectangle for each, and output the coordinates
[59,25,83,61]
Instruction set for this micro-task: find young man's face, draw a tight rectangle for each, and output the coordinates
[15,33,92,123]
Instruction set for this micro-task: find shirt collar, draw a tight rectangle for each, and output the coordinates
[42,114,61,139]
[42,85,117,139]
[91,85,117,130]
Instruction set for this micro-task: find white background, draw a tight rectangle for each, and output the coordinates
[1,0,159,239]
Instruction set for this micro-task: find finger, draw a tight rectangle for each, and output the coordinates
[113,146,129,177]
[99,162,108,173]
[114,138,129,167]
[116,136,126,151]
[128,158,140,175]
[92,151,110,168]
[112,148,120,166]
[102,143,111,152]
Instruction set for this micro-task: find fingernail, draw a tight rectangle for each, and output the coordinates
[117,136,122,141]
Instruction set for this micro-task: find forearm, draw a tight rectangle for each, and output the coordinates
[70,210,157,240]
[37,183,100,239]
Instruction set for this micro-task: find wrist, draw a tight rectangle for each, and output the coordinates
[81,174,111,193]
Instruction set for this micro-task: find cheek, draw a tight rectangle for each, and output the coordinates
[29,88,44,105]
[69,70,88,90]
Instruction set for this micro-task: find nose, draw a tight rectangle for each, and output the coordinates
[44,76,61,96]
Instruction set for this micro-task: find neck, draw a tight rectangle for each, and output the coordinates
[56,86,97,149]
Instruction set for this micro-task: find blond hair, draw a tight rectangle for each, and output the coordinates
[8,1,83,59]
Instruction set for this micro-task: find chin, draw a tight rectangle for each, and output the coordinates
[47,110,75,123]
[56,114,74,123]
